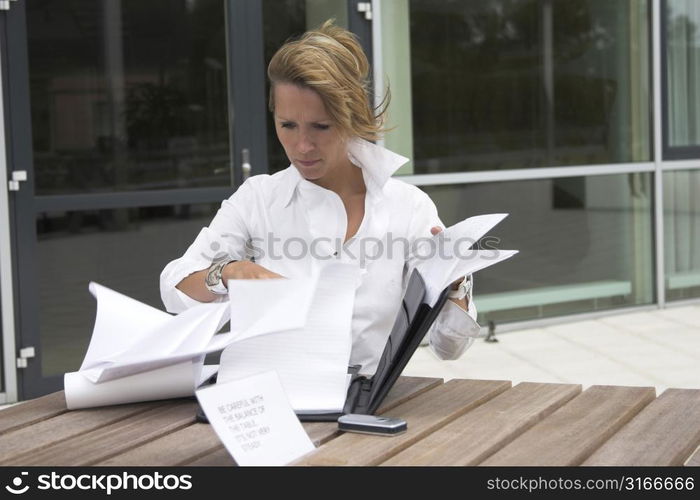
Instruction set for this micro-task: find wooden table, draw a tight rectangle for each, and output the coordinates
[2,377,700,466]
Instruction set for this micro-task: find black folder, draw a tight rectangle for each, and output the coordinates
[298,269,450,421]
[196,269,450,423]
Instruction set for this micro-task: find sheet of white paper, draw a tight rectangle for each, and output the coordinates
[440,213,508,248]
[418,249,519,306]
[84,350,203,384]
[204,332,238,353]
[64,360,199,410]
[80,297,230,383]
[80,282,172,370]
[196,370,315,466]
[417,250,518,306]
[412,213,507,260]
[227,275,317,342]
[199,365,219,385]
[98,332,235,383]
[105,301,230,364]
[411,213,516,306]
[218,262,357,413]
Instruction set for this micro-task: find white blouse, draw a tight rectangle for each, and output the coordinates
[160,138,480,374]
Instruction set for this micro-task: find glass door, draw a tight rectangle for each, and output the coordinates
[4,0,269,398]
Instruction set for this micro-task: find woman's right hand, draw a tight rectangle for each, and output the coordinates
[223,260,285,280]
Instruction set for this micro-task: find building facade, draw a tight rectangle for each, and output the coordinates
[1,0,699,401]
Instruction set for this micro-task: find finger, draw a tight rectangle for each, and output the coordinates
[261,271,285,279]
[430,226,443,236]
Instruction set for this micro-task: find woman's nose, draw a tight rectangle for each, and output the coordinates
[297,133,315,154]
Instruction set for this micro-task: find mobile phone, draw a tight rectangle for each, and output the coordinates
[337,414,407,436]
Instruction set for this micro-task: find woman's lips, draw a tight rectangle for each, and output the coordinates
[297,159,320,167]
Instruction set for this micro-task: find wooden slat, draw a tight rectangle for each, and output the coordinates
[180,421,350,467]
[686,447,700,466]
[98,420,337,466]
[6,400,197,466]
[98,423,221,466]
[0,391,68,435]
[177,376,444,467]
[301,422,339,447]
[481,385,655,466]
[187,448,233,466]
[583,389,700,466]
[376,377,443,413]
[294,379,511,466]
[383,382,581,466]
[298,377,444,449]
[0,401,163,465]
[301,377,444,450]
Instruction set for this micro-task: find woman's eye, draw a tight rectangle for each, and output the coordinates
[280,122,295,129]
[314,124,330,130]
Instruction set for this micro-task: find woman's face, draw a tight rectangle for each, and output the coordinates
[273,82,348,183]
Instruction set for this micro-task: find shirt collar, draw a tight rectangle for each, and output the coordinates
[279,138,409,207]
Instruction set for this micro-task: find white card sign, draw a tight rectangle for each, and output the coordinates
[195,370,315,466]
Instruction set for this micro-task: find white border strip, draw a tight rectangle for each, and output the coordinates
[399,162,656,186]
[661,159,700,170]
[0,32,18,402]
[663,296,700,308]
[487,304,661,334]
[653,0,666,308]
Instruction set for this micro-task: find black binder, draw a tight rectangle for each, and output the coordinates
[196,269,450,423]
[298,269,450,421]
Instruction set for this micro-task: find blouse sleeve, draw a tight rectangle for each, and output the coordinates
[159,179,256,313]
[405,188,481,360]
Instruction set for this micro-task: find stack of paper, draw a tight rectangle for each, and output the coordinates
[64,263,358,411]
[217,262,358,414]
[64,282,232,409]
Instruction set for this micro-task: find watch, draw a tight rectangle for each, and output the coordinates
[448,275,472,300]
[205,259,236,295]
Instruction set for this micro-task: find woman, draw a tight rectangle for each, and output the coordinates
[160,21,479,375]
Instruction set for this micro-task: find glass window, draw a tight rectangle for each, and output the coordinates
[0,282,3,392]
[401,0,651,174]
[27,0,230,194]
[37,203,220,376]
[664,169,700,301]
[423,172,654,323]
[664,0,700,157]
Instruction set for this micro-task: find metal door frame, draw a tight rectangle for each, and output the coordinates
[0,5,18,404]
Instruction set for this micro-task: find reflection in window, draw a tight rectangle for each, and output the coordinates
[664,170,700,301]
[408,0,650,174]
[665,0,700,152]
[423,173,654,323]
[27,0,230,194]
[36,203,220,376]
[0,281,3,391]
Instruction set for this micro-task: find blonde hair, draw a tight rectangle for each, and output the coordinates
[267,19,389,141]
